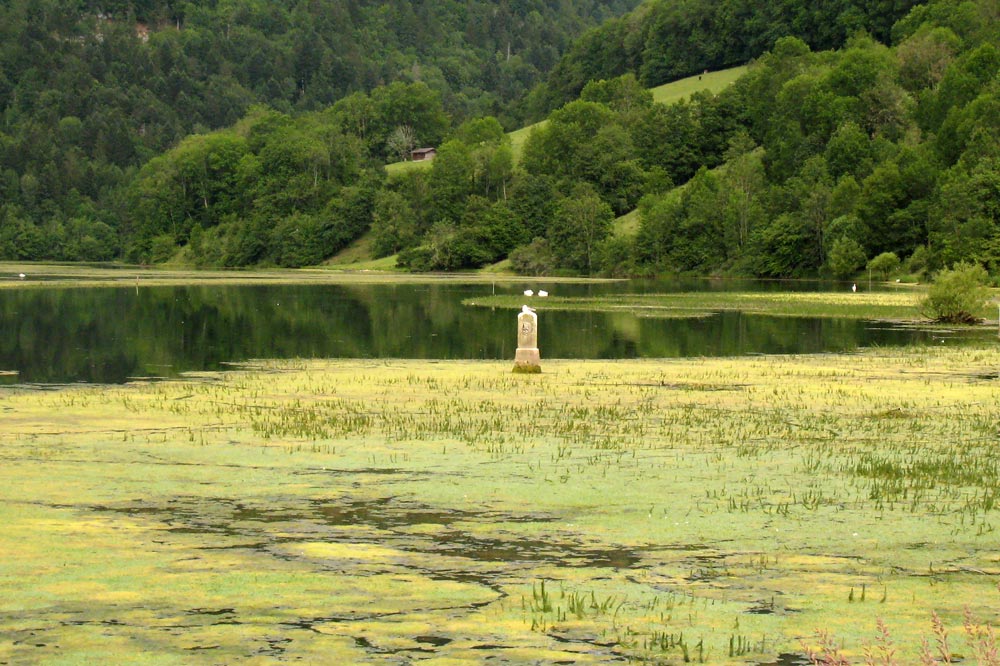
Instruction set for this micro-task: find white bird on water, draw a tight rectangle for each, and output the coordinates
[523,289,533,296]
[18,273,25,279]
[538,290,548,297]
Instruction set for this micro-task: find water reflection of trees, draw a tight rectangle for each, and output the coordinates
[0,285,955,384]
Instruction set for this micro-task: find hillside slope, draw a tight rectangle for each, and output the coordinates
[374,0,1000,279]
[0,0,641,262]
[384,65,749,174]
[530,0,924,114]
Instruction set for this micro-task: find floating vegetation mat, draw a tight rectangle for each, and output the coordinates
[464,291,929,321]
[0,261,615,290]
[2,348,999,664]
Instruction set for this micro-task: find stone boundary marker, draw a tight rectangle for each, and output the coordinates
[513,305,541,373]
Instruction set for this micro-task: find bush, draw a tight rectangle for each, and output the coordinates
[396,245,435,271]
[509,238,556,276]
[922,262,991,323]
[597,236,639,277]
[906,245,930,278]
[148,234,178,264]
[866,251,901,280]
[273,213,325,267]
[827,236,866,279]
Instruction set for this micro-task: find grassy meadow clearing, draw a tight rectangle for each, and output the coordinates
[2,346,1000,664]
[649,67,749,106]
[384,64,750,177]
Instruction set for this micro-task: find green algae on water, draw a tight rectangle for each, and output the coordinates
[2,348,999,663]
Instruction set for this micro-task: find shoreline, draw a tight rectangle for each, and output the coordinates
[0,261,620,289]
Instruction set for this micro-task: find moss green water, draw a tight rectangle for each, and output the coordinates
[2,349,999,663]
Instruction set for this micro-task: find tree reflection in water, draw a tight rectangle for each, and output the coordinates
[0,282,972,383]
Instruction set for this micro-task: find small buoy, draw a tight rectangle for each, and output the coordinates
[538,290,548,297]
[523,289,533,296]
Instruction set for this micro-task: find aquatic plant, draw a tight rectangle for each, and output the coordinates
[2,347,999,663]
[802,608,1000,666]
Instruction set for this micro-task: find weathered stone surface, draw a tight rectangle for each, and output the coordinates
[513,308,541,373]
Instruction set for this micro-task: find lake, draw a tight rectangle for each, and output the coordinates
[0,279,987,384]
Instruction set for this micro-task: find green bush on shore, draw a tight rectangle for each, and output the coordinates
[922,262,991,323]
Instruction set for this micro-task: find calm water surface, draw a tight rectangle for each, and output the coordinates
[0,279,988,383]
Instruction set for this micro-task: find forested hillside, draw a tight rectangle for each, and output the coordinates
[0,0,638,261]
[527,0,926,115]
[359,0,999,279]
[631,0,1000,278]
[2,0,997,279]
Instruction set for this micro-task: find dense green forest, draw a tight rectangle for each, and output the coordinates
[628,0,1000,279]
[2,0,998,280]
[378,0,1000,279]
[0,0,638,261]
[526,0,926,116]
